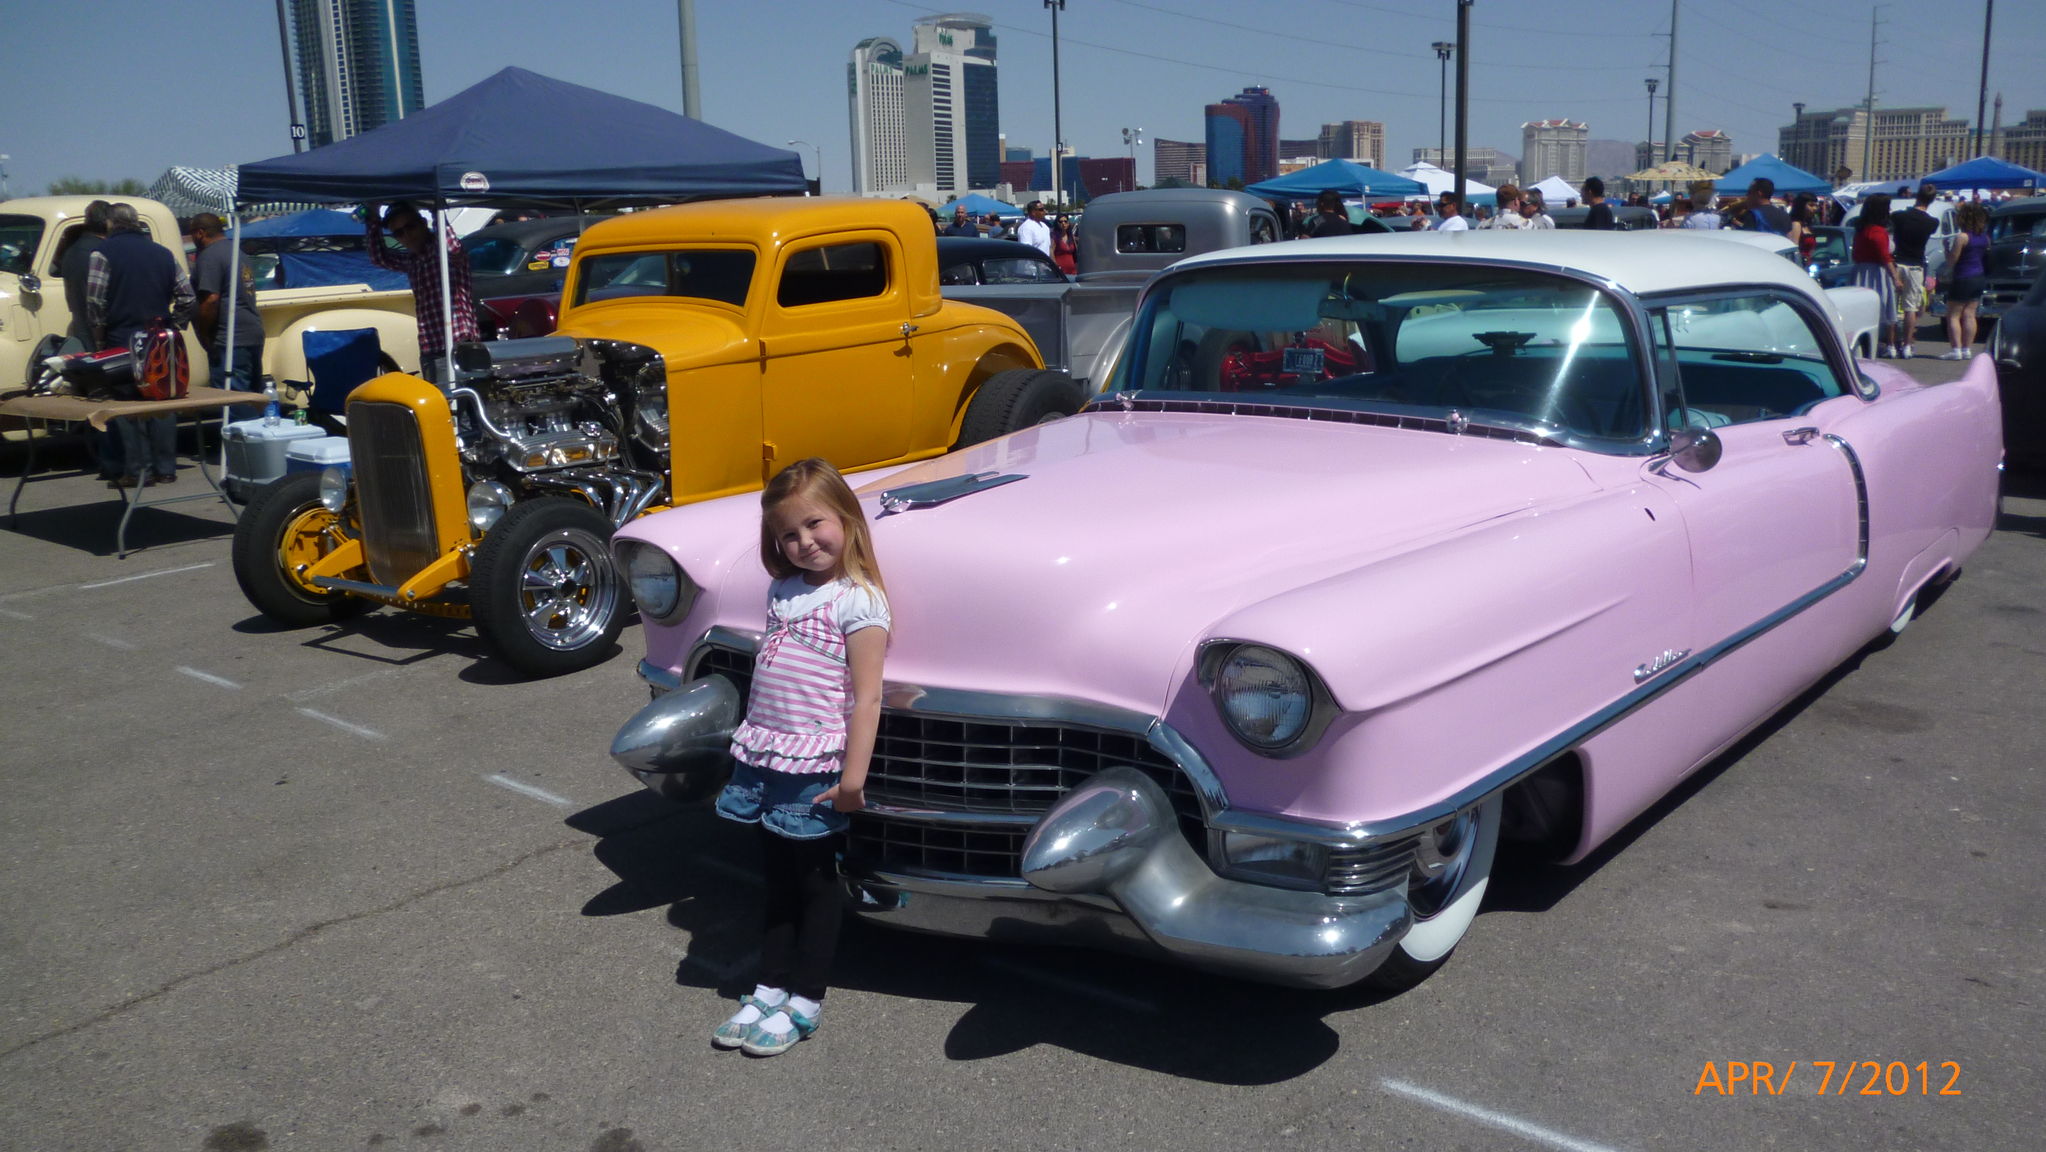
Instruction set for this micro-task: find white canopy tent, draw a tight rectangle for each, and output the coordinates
[1529,175,1581,206]
[1397,162,1497,200]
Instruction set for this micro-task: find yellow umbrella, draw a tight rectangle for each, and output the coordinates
[1626,160,1720,182]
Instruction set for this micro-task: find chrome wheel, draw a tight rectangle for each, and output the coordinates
[514,527,619,652]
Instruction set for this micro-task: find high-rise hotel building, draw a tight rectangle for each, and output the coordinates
[289,0,425,148]
[1205,86,1280,186]
[848,37,907,194]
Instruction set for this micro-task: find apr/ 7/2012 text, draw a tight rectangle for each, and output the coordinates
[1694,1061,1963,1096]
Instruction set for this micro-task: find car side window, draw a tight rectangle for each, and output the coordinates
[1117,224,1185,254]
[777,241,888,308]
[1649,293,1848,427]
[466,238,525,276]
[938,261,977,286]
[981,257,1062,284]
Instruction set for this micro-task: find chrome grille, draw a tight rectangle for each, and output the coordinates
[692,647,1205,878]
[1323,836,1420,897]
[693,645,1406,896]
[349,401,439,585]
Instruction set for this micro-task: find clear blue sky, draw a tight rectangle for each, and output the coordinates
[3,0,2041,199]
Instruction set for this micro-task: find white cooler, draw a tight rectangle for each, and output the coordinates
[285,436,352,476]
[224,419,327,500]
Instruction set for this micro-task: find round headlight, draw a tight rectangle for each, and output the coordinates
[319,466,349,512]
[620,541,682,619]
[1213,645,1312,749]
[467,480,515,533]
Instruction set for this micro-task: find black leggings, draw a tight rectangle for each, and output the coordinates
[757,828,844,1002]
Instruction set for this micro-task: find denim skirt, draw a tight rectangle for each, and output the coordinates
[714,758,849,840]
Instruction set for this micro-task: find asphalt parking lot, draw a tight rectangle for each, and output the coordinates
[2,350,2040,1152]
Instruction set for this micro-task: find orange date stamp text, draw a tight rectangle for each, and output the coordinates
[1694,1061,1963,1096]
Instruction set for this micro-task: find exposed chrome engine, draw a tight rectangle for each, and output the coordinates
[446,337,668,525]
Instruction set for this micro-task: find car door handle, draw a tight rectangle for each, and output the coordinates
[900,323,920,337]
[1782,426,1819,445]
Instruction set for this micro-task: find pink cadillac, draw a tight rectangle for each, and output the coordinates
[608,231,2003,991]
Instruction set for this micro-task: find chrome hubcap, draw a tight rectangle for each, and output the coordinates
[515,528,619,651]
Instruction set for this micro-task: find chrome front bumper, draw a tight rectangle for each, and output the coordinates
[612,674,1411,988]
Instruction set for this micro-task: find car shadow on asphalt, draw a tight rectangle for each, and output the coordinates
[1998,468,2046,539]
[230,609,485,668]
[571,791,1391,1083]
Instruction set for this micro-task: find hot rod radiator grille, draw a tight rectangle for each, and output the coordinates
[348,401,440,586]
[691,647,1207,879]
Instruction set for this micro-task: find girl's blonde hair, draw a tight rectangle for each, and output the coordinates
[759,458,886,593]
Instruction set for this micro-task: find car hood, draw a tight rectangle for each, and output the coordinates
[832,410,1601,717]
[554,301,751,368]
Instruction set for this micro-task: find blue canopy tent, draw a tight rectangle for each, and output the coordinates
[237,66,807,208]
[1919,156,2046,190]
[947,192,1021,218]
[238,209,408,291]
[1714,155,1830,196]
[1245,160,1426,201]
[234,67,808,382]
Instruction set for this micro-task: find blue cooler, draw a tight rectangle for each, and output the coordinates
[223,419,327,500]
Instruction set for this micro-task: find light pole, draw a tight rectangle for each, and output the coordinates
[0,154,10,200]
[1047,0,1066,209]
[1432,41,1454,164]
[1792,101,1804,171]
[786,140,822,193]
[1645,78,1659,173]
[1121,127,1143,192]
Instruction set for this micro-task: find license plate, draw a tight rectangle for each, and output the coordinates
[1282,346,1324,376]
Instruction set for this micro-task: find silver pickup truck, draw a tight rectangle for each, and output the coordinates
[947,188,1282,390]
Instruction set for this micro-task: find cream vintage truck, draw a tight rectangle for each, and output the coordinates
[0,196,419,405]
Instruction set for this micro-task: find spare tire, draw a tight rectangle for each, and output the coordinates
[957,368,1082,447]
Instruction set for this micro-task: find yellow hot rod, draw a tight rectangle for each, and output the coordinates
[231,198,1075,675]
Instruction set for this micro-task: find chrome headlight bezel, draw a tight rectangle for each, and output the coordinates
[1196,640,1339,758]
[615,539,697,623]
[467,480,516,533]
[319,466,350,512]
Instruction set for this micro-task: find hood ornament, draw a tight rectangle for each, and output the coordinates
[878,471,1027,517]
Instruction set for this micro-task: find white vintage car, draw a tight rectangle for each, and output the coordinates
[1706,229,1884,357]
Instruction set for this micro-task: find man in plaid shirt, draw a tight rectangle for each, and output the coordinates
[367,202,479,383]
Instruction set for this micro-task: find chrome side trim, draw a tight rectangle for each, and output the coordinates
[637,658,684,695]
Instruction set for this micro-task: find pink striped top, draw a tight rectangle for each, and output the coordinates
[729,576,891,774]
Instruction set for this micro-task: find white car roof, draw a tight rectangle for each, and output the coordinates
[1173,229,1828,302]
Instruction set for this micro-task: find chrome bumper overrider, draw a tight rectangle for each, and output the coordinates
[612,675,1408,988]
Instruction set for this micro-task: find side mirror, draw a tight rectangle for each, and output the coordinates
[1669,427,1723,473]
[17,271,41,297]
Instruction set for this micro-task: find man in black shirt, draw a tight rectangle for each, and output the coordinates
[1735,178,1793,235]
[1889,187,1941,359]
[59,200,112,349]
[943,206,980,237]
[1305,190,1356,238]
[1582,177,1617,230]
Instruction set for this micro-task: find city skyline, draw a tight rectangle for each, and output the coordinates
[4,0,2042,200]
[288,0,426,150]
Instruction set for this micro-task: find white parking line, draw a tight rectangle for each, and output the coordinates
[981,956,1159,1014]
[295,707,386,741]
[176,667,242,690]
[1379,1079,1629,1152]
[484,773,575,809]
[0,607,32,621]
[87,634,138,650]
[78,562,216,590]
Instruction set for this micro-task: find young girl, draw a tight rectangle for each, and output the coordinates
[711,458,889,1057]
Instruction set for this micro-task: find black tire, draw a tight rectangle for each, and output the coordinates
[1364,795,1502,993]
[232,471,369,627]
[469,497,626,678]
[957,368,1082,447]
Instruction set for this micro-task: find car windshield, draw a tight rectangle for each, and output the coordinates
[1809,229,1848,266]
[1990,211,2046,243]
[0,215,45,276]
[573,248,756,308]
[1115,261,1646,440]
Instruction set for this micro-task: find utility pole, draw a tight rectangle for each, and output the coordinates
[1047,0,1066,209]
[1973,0,1994,156]
[1663,0,1678,161]
[677,0,701,118]
[1645,78,1659,175]
[1453,1,1470,210]
[1862,7,1883,180]
[274,0,304,152]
